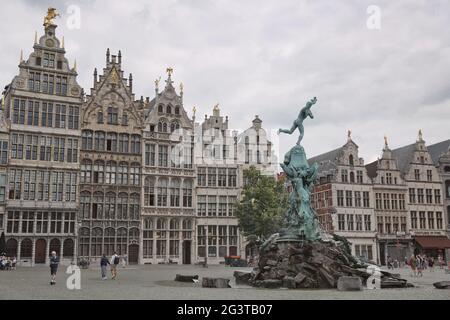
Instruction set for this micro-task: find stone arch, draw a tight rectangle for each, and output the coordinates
[6,238,18,257]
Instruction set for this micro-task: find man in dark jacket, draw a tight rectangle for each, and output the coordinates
[100,254,110,280]
[49,251,59,285]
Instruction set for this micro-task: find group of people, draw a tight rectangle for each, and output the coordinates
[100,252,121,280]
[0,254,16,271]
[47,251,126,285]
[407,254,444,277]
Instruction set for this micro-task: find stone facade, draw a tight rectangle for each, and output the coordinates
[78,50,144,264]
[309,133,378,263]
[366,138,412,265]
[141,71,195,265]
[1,23,83,266]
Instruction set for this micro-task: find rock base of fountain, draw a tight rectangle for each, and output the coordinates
[238,235,412,289]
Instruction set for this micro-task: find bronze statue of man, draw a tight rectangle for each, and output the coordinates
[278,97,317,145]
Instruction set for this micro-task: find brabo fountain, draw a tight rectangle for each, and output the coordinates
[234,97,412,290]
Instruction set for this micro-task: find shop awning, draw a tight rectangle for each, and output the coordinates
[415,236,450,249]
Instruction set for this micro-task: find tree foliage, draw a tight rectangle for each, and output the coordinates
[235,166,288,241]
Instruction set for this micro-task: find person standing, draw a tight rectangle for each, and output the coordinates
[409,254,417,277]
[428,257,434,272]
[49,251,60,285]
[111,252,120,279]
[100,254,110,280]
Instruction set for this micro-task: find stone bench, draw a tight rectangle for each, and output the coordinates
[202,277,231,288]
[337,276,362,291]
[174,274,199,282]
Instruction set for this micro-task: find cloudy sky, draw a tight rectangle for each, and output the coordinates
[1,0,449,164]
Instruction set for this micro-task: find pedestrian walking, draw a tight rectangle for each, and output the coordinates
[428,257,434,272]
[111,252,120,279]
[409,254,417,277]
[387,256,393,270]
[416,254,423,277]
[49,251,59,285]
[100,254,110,280]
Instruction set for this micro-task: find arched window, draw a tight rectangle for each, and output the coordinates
[129,193,140,221]
[116,228,127,255]
[446,180,450,198]
[129,228,139,240]
[105,192,116,220]
[6,238,18,257]
[144,218,153,230]
[81,159,92,183]
[94,131,105,151]
[49,238,60,256]
[91,228,103,257]
[97,111,103,124]
[350,171,355,183]
[182,180,193,207]
[118,162,128,185]
[166,105,172,114]
[79,228,90,257]
[119,133,129,153]
[170,218,179,230]
[117,193,128,220]
[106,133,117,152]
[63,239,74,258]
[93,160,105,184]
[445,166,450,173]
[104,228,115,256]
[105,161,117,184]
[349,154,354,166]
[92,192,104,219]
[175,106,180,115]
[131,135,141,154]
[182,219,192,230]
[82,130,93,150]
[170,179,180,207]
[157,179,168,206]
[107,106,118,124]
[130,163,140,186]
[158,104,163,113]
[145,177,155,206]
[170,121,180,133]
[80,191,91,219]
[157,218,167,230]
[158,119,168,133]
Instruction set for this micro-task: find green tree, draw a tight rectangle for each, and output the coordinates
[235,166,288,242]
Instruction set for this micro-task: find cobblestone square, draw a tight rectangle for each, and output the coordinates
[1,264,449,300]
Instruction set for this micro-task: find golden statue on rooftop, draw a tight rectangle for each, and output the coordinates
[166,67,173,77]
[44,8,60,29]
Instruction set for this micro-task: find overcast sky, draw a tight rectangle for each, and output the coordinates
[1,0,449,165]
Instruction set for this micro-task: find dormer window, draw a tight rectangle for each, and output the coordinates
[167,105,172,114]
[175,106,180,115]
[107,106,118,125]
[158,120,168,133]
[57,61,62,69]
[43,53,55,68]
[349,154,354,166]
[158,105,163,113]
[36,57,42,66]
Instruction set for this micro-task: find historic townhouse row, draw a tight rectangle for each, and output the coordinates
[309,131,450,264]
[0,19,276,265]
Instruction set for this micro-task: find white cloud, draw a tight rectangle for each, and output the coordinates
[1,0,449,166]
